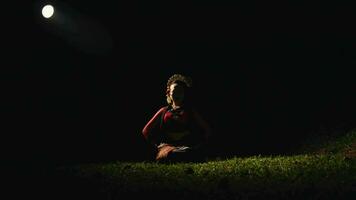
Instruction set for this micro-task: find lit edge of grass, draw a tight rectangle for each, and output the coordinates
[61,154,355,195]
[54,129,356,198]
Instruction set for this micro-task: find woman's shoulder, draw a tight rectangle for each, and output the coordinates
[158,106,170,113]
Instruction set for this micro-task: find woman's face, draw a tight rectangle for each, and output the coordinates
[169,83,185,104]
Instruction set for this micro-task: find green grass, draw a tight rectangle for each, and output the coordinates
[298,129,356,155]
[53,129,356,200]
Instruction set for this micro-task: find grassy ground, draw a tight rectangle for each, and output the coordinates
[48,129,356,200]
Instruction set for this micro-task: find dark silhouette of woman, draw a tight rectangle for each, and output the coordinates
[142,74,212,162]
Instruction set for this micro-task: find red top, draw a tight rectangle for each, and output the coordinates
[142,106,211,145]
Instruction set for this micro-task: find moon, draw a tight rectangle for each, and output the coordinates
[42,5,54,19]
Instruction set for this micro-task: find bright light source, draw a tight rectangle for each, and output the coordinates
[42,5,54,18]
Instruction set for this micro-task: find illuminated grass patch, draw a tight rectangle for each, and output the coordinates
[54,129,356,199]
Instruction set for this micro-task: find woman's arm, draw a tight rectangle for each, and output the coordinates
[142,107,167,142]
[192,109,212,143]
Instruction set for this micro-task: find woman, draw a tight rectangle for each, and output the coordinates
[142,74,212,162]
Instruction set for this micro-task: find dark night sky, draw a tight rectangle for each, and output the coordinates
[2,1,356,164]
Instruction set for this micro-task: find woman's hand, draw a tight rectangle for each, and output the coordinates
[156,144,176,161]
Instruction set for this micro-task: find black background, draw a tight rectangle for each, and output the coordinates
[2,0,356,165]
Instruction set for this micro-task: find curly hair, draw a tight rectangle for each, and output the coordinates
[166,74,193,105]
